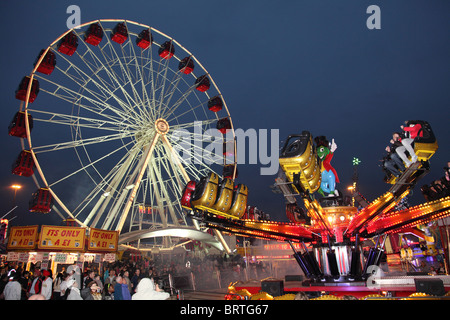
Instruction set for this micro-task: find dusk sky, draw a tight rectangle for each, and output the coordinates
[1,1,449,229]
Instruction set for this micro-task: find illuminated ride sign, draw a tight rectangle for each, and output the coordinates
[7,225,39,250]
[87,228,119,252]
[38,225,85,251]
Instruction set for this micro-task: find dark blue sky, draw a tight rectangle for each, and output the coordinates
[1,0,449,228]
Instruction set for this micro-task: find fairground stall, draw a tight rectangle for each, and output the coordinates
[5,224,119,275]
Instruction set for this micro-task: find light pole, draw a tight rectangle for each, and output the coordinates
[351,158,361,206]
[11,184,22,207]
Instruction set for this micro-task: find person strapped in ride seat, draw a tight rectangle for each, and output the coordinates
[391,121,422,168]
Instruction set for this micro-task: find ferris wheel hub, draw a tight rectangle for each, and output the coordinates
[155,118,169,135]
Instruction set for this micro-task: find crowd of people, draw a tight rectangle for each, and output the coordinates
[0,252,268,300]
[0,259,169,300]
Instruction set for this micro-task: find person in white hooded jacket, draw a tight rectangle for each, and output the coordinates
[66,278,83,300]
[132,278,170,300]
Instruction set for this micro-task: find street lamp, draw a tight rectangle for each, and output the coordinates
[11,184,22,207]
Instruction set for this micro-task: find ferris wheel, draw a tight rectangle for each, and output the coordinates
[10,19,237,240]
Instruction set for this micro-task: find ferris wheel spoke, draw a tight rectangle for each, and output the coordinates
[145,53,169,117]
[147,155,181,227]
[87,144,143,227]
[128,39,156,121]
[143,45,159,119]
[139,47,158,120]
[155,56,178,118]
[36,75,134,124]
[155,141,186,189]
[113,132,160,232]
[32,130,134,154]
[145,162,169,227]
[27,108,130,133]
[160,81,199,120]
[94,23,144,112]
[52,48,138,119]
[48,138,135,188]
[163,72,184,101]
[72,182,109,221]
[78,142,146,201]
[165,97,208,124]
[118,35,149,109]
[164,133,217,180]
[62,31,145,122]
[170,118,217,132]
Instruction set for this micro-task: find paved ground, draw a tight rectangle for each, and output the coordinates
[175,288,228,300]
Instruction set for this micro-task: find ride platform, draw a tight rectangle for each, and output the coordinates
[231,275,450,299]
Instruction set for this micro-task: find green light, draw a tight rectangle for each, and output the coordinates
[352,157,361,166]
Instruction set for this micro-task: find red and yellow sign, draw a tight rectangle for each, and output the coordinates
[38,225,85,251]
[7,226,38,250]
[87,228,119,252]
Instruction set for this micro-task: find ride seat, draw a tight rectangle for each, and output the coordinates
[227,184,248,218]
[279,131,321,193]
[190,172,219,208]
[84,23,103,46]
[136,29,152,49]
[111,22,128,44]
[180,181,196,209]
[57,31,78,56]
[178,56,194,74]
[15,76,40,103]
[29,188,53,213]
[405,120,438,161]
[12,150,35,177]
[212,178,234,212]
[34,49,56,75]
[8,111,33,138]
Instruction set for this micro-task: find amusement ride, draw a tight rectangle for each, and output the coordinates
[9,19,237,251]
[7,19,450,299]
[182,122,450,298]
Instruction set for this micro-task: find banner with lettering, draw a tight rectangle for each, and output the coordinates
[38,225,85,251]
[7,252,18,261]
[7,225,39,250]
[87,228,119,252]
[103,253,117,262]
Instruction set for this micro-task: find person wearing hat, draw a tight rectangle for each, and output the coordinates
[41,269,53,300]
[66,278,82,300]
[67,264,82,289]
[4,270,21,300]
[131,278,170,300]
[28,268,42,297]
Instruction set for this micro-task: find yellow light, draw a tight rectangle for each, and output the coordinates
[11,184,22,189]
